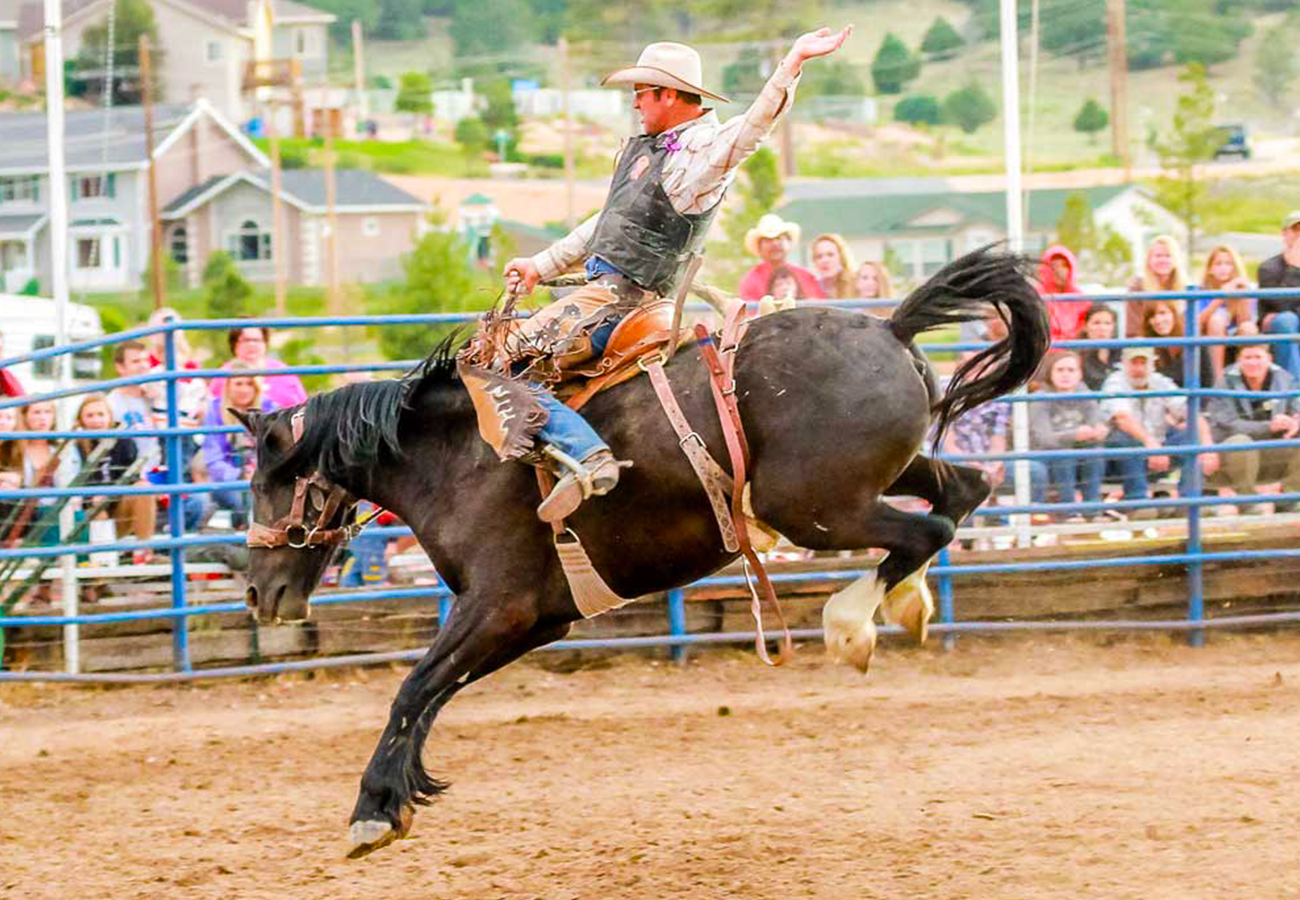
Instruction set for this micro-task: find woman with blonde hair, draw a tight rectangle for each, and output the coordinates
[1198,243,1259,379]
[72,393,156,560]
[854,260,893,302]
[202,362,275,527]
[810,233,856,299]
[5,400,74,547]
[1125,235,1187,337]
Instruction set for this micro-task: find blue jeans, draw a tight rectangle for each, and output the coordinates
[210,488,248,528]
[1106,424,1197,499]
[1047,454,1105,504]
[341,532,388,587]
[532,306,620,463]
[1265,310,1300,381]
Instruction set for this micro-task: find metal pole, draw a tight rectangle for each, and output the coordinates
[351,19,367,120]
[558,36,575,230]
[44,0,79,673]
[325,109,340,315]
[269,105,286,315]
[667,588,687,665]
[1000,0,1031,548]
[937,547,957,651]
[164,328,190,670]
[140,34,165,309]
[1184,304,1204,646]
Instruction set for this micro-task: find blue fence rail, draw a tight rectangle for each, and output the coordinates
[1,288,1298,680]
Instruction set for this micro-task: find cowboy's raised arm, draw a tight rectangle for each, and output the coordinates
[704,26,853,171]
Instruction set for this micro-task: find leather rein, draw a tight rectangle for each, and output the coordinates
[245,409,385,550]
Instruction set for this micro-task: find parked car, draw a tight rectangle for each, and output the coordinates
[1212,124,1251,160]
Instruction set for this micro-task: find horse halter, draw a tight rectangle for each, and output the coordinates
[245,409,376,550]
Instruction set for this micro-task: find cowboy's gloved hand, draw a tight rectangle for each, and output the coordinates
[788,26,853,69]
[503,257,540,297]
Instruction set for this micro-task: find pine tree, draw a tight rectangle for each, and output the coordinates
[942,83,997,134]
[920,17,964,60]
[871,33,921,95]
[1073,99,1110,144]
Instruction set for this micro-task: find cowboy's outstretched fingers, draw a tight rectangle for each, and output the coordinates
[791,25,853,62]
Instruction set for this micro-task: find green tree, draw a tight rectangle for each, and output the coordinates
[722,46,768,97]
[75,0,162,104]
[942,82,997,133]
[376,224,494,361]
[894,94,942,126]
[1054,192,1133,285]
[450,0,533,56]
[707,147,781,283]
[479,78,520,132]
[1073,98,1109,144]
[375,0,425,39]
[920,16,964,60]
[871,33,921,95]
[1254,25,1295,106]
[1055,192,1098,257]
[202,251,253,321]
[1150,63,1219,257]
[395,72,433,115]
[139,249,186,300]
[454,117,489,172]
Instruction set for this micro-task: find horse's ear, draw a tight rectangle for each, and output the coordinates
[230,408,261,434]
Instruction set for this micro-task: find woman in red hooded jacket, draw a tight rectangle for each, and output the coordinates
[1037,245,1089,341]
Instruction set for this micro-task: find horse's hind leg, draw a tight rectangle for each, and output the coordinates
[347,592,573,859]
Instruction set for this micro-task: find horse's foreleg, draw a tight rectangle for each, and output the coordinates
[347,598,571,859]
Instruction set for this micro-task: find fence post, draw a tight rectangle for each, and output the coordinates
[1185,300,1204,647]
[667,588,687,664]
[164,328,191,671]
[937,547,957,651]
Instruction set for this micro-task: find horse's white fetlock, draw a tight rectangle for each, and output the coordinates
[882,561,935,644]
[823,568,886,673]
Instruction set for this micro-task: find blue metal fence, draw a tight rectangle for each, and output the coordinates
[2,289,1299,680]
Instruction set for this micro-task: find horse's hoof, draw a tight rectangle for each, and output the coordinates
[825,620,876,674]
[347,806,413,860]
[883,565,934,645]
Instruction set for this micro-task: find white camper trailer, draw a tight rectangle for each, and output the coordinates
[0,294,105,396]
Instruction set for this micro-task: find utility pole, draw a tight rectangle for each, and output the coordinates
[1107,0,1130,178]
[352,20,367,121]
[324,107,340,316]
[559,36,575,230]
[268,102,286,315]
[139,34,165,309]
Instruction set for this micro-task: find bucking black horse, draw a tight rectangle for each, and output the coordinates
[235,247,1049,858]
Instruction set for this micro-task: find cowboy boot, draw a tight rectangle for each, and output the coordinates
[537,448,632,523]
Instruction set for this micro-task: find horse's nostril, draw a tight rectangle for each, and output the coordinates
[245,585,258,609]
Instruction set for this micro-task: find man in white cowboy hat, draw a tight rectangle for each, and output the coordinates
[493,26,852,523]
[738,212,823,302]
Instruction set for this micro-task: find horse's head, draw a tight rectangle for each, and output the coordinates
[236,406,359,625]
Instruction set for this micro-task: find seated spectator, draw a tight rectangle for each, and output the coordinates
[5,400,75,547]
[1140,299,1214,388]
[108,340,207,531]
[810,233,855,299]
[943,311,1048,517]
[202,365,275,528]
[1198,244,1259,381]
[1037,245,1088,341]
[854,261,894,310]
[0,405,22,525]
[1030,350,1108,521]
[0,330,25,397]
[145,307,208,478]
[72,394,156,561]
[738,214,824,302]
[766,265,804,302]
[212,324,308,410]
[1206,344,1300,513]
[1100,346,1218,514]
[1125,235,1186,337]
[1079,303,1120,390]
[1256,211,1300,381]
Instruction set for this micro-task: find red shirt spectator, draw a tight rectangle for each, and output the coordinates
[1037,245,1088,341]
[738,213,825,302]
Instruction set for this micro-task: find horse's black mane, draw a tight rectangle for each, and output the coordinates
[271,330,464,482]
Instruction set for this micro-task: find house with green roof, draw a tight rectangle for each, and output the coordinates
[777,183,1184,284]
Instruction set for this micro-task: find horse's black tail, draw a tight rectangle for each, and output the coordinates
[888,245,1049,453]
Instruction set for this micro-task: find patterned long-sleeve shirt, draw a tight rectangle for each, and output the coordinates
[530,60,803,282]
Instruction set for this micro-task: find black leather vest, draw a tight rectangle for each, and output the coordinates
[585,131,723,295]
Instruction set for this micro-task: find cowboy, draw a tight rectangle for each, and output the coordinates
[495,27,852,523]
[737,213,824,302]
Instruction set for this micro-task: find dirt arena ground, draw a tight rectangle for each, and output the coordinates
[3,632,1299,900]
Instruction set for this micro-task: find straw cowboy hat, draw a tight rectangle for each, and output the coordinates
[602,42,731,104]
[744,213,802,257]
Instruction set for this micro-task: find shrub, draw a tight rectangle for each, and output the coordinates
[894,94,943,126]
[942,83,997,134]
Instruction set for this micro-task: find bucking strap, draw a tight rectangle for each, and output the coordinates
[644,359,739,553]
[695,305,793,666]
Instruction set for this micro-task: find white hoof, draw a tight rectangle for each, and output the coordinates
[882,562,935,644]
[347,819,397,859]
[822,569,886,673]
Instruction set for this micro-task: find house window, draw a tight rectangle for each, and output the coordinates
[0,175,41,204]
[169,225,189,263]
[75,238,102,269]
[206,40,223,63]
[71,173,115,200]
[228,220,271,261]
[919,238,951,276]
[295,29,308,56]
[362,217,380,237]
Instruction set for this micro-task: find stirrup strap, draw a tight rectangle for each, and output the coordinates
[694,305,793,666]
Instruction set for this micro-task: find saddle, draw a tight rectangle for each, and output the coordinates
[555,299,678,411]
